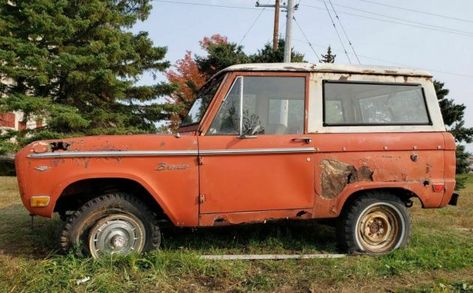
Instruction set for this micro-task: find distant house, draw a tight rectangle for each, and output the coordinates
[469,156,473,173]
[0,111,44,131]
[0,77,44,132]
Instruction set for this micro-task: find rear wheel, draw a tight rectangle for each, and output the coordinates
[337,191,411,254]
[60,193,161,258]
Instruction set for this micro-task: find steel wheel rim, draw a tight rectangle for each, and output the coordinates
[88,214,145,258]
[355,203,404,253]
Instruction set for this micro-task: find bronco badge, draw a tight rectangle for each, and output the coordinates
[155,162,190,171]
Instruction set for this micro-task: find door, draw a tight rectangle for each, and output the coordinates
[198,74,315,214]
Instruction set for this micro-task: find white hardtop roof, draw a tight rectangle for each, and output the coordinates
[220,63,432,77]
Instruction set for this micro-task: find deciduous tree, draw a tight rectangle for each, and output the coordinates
[165,51,206,129]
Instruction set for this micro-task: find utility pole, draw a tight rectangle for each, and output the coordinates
[255,0,280,50]
[284,0,295,62]
[255,0,297,62]
[273,0,280,50]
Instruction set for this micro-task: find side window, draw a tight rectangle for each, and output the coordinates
[323,81,431,126]
[208,76,305,135]
[209,77,242,135]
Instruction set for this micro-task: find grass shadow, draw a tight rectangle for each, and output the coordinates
[0,203,339,257]
[160,220,339,254]
[0,204,62,258]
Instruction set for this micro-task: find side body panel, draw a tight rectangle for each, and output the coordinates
[16,135,200,226]
[15,69,457,228]
[197,136,315,224]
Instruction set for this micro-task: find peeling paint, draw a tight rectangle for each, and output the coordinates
[320,159,374,199]
[50,141,70,152]
[217,63,432,77]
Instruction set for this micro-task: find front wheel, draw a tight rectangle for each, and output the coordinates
[337,191,411,254]
[60,193,161,258]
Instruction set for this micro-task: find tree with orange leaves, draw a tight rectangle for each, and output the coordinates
[165,34,247,129]
[199,34,228,49]
[165,51,206,129]
[166,34,229,105]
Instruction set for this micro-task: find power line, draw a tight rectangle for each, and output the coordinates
[292,38,473,79]
[327,0,360,64]
[156,0,258,10]
[293,16,321,62]
[256,0,282,51]
[157,0,473,78]
[356,0,473,25]
[328,1,473,37]
[321,0,351,64]
[158,0,473,38]
[303,2,473,38]
[239,6,267,46]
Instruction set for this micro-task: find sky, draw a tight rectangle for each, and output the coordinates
[132,0,473,150]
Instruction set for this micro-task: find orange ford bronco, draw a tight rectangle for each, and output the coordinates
[15,63,458,258]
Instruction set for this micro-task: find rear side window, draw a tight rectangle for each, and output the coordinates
[323,81,431,126]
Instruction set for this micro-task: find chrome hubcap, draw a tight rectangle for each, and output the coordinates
[88,214,145,258]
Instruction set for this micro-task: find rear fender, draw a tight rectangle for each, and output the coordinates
[313,181,438,218]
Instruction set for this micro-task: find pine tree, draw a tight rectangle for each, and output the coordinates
[195,35,249,78]
[434,81,473,188]
[320,46,336,63]
[250,39,305,63]
[0,0,176,152]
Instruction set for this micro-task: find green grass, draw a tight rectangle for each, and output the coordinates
[0,176,472,292]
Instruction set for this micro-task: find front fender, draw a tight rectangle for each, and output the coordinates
[23,156,199,226]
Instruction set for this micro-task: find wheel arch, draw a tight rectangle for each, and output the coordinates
[53,176,174,223]
[338,187,424,217]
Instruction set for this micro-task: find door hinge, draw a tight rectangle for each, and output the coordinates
[199,194,206,204]
[198,156,204,165]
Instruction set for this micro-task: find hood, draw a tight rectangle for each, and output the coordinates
[21,134,198,156]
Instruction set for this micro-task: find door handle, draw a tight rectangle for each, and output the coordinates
[292,137,312,144]
[239,134,257,139]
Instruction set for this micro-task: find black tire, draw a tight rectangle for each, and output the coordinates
[336,191,411,255]
[60,192,161,258]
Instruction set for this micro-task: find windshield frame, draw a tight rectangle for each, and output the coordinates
[179,74,226,129]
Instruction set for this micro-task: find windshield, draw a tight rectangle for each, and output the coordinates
[180,75,224,127]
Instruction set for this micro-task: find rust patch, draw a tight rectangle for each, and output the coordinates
[50,141,70,152]
[320,159,374,199]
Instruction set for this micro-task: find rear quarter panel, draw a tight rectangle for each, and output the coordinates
[311,132,454,218]
[306,72,455,217]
